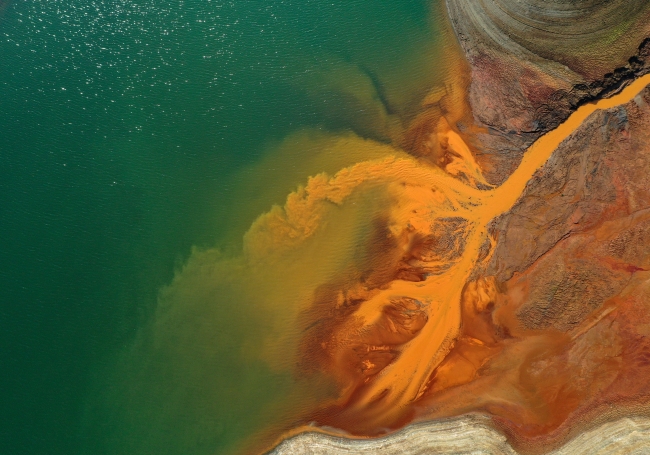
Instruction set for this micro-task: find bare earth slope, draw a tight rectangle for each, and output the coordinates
[445,0,650,183]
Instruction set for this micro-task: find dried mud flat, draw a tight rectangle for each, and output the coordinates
[270,415,650,455]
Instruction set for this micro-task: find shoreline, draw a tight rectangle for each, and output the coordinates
[269,414,650,455]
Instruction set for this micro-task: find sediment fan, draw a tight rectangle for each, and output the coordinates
[445,0,650,78]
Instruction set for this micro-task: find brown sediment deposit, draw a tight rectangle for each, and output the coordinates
[271,70,650,453]
[449,82,650,452]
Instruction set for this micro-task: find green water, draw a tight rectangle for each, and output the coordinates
[0,1,449,454]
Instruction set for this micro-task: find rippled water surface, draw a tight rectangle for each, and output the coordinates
[0,1,453,453]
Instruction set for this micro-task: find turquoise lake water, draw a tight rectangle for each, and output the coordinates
[0,1,451,453]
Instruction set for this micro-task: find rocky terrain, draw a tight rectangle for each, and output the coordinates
[446,0,650,183]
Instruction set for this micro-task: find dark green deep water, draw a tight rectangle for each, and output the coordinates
[0,1,448,453]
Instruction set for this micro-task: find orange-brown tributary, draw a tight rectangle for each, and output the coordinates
[294,74,650,446]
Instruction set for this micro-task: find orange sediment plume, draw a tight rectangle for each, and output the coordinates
[278,73,650,444]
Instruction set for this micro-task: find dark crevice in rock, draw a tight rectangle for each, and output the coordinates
[536,38,650,132]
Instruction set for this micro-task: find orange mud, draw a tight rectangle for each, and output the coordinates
[275,73,650,449]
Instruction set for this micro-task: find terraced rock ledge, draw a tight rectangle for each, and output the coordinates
[270,415,650,455]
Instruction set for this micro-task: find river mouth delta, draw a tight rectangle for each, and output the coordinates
[3,1,650,454]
